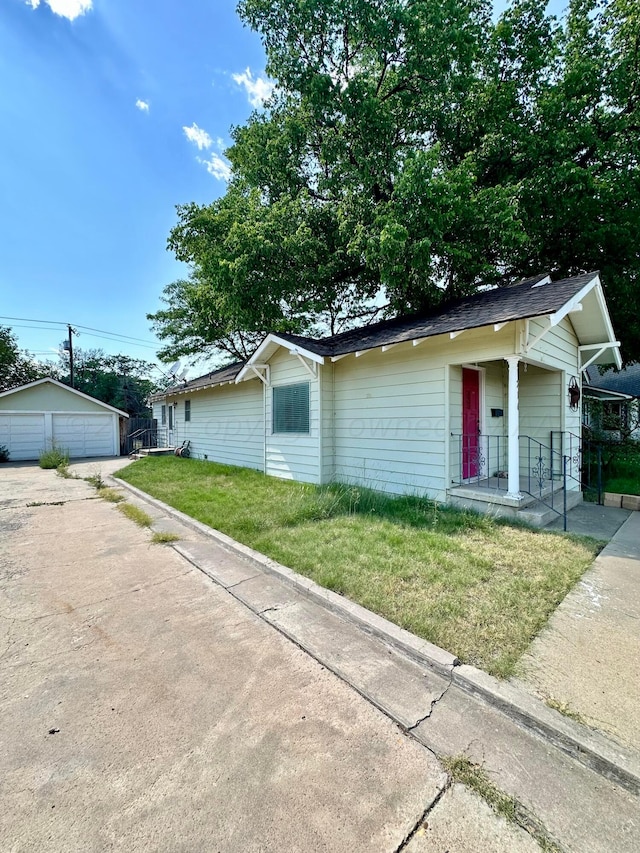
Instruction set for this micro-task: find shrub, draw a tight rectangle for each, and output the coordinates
[39,446,70,469]
[85,472,105,489]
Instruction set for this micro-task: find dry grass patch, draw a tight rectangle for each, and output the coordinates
[151,531,181,544]
[116,456,600,678]
[98,488,125,503]
[442,756,560,852]
[117,502,153,528]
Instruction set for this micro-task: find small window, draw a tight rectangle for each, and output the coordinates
[185,400,191,422]
[273,383,310,434]
[168,405,174,430]
[161,405,166,425]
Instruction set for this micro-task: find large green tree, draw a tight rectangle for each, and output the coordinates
[150,0,640,363]
[0,327,54,392]
[57,348,166,418]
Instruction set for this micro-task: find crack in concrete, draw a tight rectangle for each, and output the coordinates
[393,773,453,853]
[225,574,262,590]
[6,635,101,669]
[168,542,582,852]
[0,571,192,626]
[406,674,454,732]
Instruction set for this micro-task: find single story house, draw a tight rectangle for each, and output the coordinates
[583,363,640,440]
[150,272,620,519]
[0,378,128,460]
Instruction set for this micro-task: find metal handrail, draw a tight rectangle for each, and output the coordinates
[451,432,571,529]
[126,426,168,455]
[450,433,509,489]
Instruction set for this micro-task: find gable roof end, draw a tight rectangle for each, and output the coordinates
[0,377,129,417]
[235,334,325,383]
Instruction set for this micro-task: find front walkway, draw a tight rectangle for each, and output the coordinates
[514,511,640,752]
[1,464,543,853]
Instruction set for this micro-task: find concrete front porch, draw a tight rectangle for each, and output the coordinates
[448,478,583,526]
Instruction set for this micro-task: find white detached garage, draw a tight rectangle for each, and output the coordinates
[0,378,128,461]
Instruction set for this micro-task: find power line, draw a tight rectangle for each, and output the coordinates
[72,331,158,350]
[4,324,159,351]
[4,324,67,331]
[0,315,159,346]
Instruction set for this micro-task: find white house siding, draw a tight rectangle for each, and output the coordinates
[151,401,164,428]
[320,363,334,484]
[167,381,264,470]
[518,366,562,445]
[265,349,321,483]
[526,317,581,434]
[332,346,448,499]
[525,317,582,490]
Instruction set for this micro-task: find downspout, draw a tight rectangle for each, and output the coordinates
[263,380,267,475]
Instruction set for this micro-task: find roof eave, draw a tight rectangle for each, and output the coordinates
[236,334,325,383]
[0,377,129,417]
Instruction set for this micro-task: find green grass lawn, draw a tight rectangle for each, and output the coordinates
[115,456,600,679]
[603,444,640,496]
[604,456,640,495]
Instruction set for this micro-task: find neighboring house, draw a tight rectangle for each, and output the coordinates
[0,378,128,460]
[150,272,620,519]
[583,363,640,439]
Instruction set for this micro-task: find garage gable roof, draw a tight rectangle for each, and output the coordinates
[0,378,129,417]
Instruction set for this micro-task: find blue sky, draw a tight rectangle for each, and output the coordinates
[1,0,565,374]
[0,0,271,372]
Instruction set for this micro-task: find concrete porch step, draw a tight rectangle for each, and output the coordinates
[449,486,583,527]
[136,447,176,457]
[518,489,583,527]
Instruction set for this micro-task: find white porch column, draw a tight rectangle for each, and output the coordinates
[506,356,521,498]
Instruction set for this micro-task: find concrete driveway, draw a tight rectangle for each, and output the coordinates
[0,461,545,853]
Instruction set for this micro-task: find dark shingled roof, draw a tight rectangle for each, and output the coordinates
[585,363,640,397]
[154,272,600,399]
[276,272,597,357]
[153,361,243,400]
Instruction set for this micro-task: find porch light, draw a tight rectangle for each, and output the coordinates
[568,376,581,411]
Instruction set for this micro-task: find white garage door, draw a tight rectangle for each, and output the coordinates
[52,414,116,458]
[0,413,47,461]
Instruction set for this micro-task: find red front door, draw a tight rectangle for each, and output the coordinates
[462,368,480,479]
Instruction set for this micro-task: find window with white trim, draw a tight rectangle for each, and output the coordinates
[273,383,310,434]
[161,405,166,425]
[185,400,191,422]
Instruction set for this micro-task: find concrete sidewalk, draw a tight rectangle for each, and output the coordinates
[515,511,640,752]
[106,470,640,853]
[1,463,546,853]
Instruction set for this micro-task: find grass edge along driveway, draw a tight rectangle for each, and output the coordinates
[115,457,600,679]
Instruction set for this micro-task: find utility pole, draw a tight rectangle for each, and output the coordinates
[67,325,75,388]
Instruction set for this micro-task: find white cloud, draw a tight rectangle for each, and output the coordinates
[26,0,93,21]
[135,99,150,112]
[182,123,213,151]
[198,153,231,182]
[232,67,274,108]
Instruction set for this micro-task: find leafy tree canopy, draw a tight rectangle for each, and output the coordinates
[57,348,167,417]
[0,327,55,392]
[150,0,640,364]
